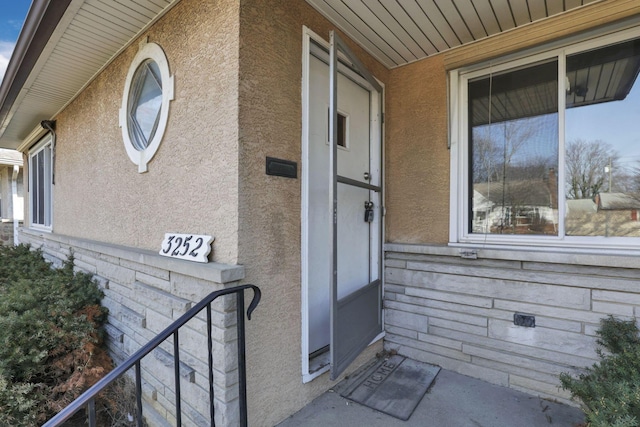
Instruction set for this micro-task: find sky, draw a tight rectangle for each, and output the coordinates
[0,1,31,81]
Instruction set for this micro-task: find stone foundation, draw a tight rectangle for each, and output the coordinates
[384,243,640,406]
[20,228,245,426]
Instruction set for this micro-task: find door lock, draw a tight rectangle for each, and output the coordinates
[364,201,374,222]
[364,172,371,181]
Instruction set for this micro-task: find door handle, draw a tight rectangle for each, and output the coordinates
[364,201,374,222]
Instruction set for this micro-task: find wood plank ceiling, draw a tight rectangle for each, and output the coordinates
[305,0,600,69]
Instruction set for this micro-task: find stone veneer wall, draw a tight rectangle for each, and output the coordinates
[384,243,640,406]
[19,228,246,426]
[0,220,17,246]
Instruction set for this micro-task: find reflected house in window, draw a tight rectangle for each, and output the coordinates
[472,168,558,235]
[566,193,640,237]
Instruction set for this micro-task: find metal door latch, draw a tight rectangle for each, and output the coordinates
[364,201,374,222]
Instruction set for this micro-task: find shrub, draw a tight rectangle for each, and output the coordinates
[560,315,640,427]
[0,245,111,425]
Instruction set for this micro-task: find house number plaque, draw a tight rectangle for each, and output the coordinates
[159,233,214,263]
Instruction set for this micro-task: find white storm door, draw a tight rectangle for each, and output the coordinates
[329,31,383,381]
[305,31,383,381]
[307,53,373,355]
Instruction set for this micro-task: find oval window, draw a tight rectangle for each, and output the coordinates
[120,40,174,173]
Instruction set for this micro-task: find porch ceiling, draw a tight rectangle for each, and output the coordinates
[305,0,600,69]
[0,0,179,150]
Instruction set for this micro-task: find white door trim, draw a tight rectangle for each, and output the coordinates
[301,26,385,383]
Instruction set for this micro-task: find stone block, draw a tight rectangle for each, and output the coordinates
[384,283,406,294]
[170,272,224,302]
[387,333,470,362]
[92,274,109,289]
[73,258,97,274]
[430,325,597,367]
[416,332,462,350]
[136,271,172,292]
[120,306,146,329]
[134,281,192,312]
[404,286,493,308]
[104,324,124,343]
[395,344,509,387]
[488,319,598,359]
[385,325,418,340]
[384,259,407,269]
[121,258,170,280]
[592,301,634,317]
[145,308,172,335]
[385,309,428,333]
[396,294,493,318]
[493,300,605,324]
[96,259,135,285]
[153,347,196,383]
[429,317,487,336]
[592,290,640,305]
[463,344,572,376]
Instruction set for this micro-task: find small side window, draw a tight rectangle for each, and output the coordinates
[29,136,53,229]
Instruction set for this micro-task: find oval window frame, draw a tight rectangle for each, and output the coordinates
[120,39,174,173]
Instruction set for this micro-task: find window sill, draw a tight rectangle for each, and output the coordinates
[385,242,640,270]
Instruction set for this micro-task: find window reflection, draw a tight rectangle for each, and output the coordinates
[469,61,559,235]
[565,38,640,237]
[127,60,162,151]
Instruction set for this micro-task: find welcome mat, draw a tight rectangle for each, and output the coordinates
[337,355,440,421]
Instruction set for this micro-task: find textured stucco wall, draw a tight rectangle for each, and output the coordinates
[53,0,241,264]
[236,1,389,425]
[385,55,450,244]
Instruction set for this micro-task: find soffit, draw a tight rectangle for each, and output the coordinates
[0,148,23,166]
[0,0,179,150]
[305,0,600,69]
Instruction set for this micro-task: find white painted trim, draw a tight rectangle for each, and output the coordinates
[28,134,53,232]
[300,25,315,383]
[120,39,174,173]
[11,164,20,245]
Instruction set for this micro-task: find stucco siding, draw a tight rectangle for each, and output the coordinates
[236,1,389,425]
[386,55,450,244]
[52,0,241,265]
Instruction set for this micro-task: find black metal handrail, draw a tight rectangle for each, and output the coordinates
[43,284,261,427]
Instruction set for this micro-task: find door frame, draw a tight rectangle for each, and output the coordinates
[301,26,386,383]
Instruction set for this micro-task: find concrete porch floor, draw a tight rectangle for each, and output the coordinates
[276,368,586,427]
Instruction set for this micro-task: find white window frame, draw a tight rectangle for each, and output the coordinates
[119,38,174,173]
[450,25,640,254]
[28,135,53,231]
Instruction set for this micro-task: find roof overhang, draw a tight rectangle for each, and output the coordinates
[0,148,23,167]
[0,0,180,150]
[0,0,633,151]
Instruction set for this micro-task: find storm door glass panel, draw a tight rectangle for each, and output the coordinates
[565,38,640,237]
[468,60,559,235]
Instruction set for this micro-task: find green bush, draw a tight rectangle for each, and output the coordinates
[560,315,640,427]
[0,245,111,425]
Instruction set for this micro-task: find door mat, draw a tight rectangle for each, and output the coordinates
[336,355,440,421]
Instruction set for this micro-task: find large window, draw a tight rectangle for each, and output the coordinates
[29,136,52,229]
[451,28,640,249]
